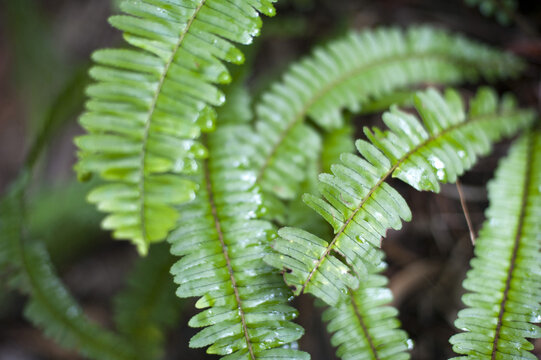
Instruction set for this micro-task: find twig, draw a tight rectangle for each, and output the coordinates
[456,178,476,245]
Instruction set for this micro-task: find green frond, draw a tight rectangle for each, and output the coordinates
[323,262,412,360]
[266,87,535,305]
[449,129,541,359]
[113,242,181,359]
[168,124,307,359]
[321,123,356,174]
[250,26,524,202]
[465,0,516,25]
[0,188,136,360]
[75,0,276,254]
[286,122,355,237]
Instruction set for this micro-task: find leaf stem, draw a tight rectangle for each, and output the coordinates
[202,139,255,360]
[138,0,206,243]
[455,178,476,245]
[491,133,534,359]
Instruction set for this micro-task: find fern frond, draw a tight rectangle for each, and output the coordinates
[168,123,307,359]
[75,0,276,254]
[0,187,136,360]
[266,87,535,305]
[114,242,181,359]
[251,26,524,202]
[286,123,355,236]
[449,129,541,359]
[323,262,412,360]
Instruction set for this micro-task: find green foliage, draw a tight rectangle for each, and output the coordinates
[323,263,412,360]
[168,123,307,359]
[449,129,541,359]
[0,187,136,360]
[75,0,276,254]
[114,243,182,359]
[249,26,524,204]
[3,1,541,359]
[285,123,355,237]
[266,87,535,306]
[0,40,138,359]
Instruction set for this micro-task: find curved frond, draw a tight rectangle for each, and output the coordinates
[323,262,412,360]
[449,129,541,359]
[286,122,355,237]
[250,26,524,201]
[0,187,136,360]
[266,87,535,305]
[75,0,276,254]
[114,242,181,359]
[168,124,307,359]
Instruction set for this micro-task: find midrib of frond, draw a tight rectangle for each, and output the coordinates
[491,133,534,360]
[350,292,380,360]
[12,197,130,360]
[300,110,520,294]
[202,154,256,360]
[138,0,206,242]
[255,51,501,182]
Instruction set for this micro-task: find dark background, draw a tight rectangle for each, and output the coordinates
[1,0,541,359]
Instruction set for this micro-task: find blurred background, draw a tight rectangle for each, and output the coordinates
[1,0,541,359]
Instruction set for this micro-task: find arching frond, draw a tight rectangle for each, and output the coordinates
[75,0,276,254]
[168,124,307,359]
[286,122,355,237]
[266,87,535,305]
[449,129,541,359]
[323,262,412,360]
[250,26,524,202]
[113,242,181,359]
[0,186,136,360]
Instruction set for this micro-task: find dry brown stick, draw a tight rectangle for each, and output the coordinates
[456,178,476,245]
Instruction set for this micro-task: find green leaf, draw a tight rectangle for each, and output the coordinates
[0,187,137,360]
[449,129,541,359]
[75,0,276,254]
[250,26,525,204]
[113,243,182,359]
[168,123,307,359]
[323,263,412,360]
[267,87,535,306]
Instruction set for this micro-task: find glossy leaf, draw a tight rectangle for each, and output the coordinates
[75,0,276,254]
[285,123,355,237]
[168,123,307,359]
[323,263,412,360]
[250,26,524,203]
[266,87,535,306]
[449,129,541,359]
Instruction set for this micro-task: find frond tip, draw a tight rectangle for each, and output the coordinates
[75,0,276,254]
[449,129,541,359]
[266,87,535,306]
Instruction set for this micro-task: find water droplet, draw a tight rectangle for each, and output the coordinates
[216,93,226,105]
[217,71,231,84]
[406,339,414,350]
